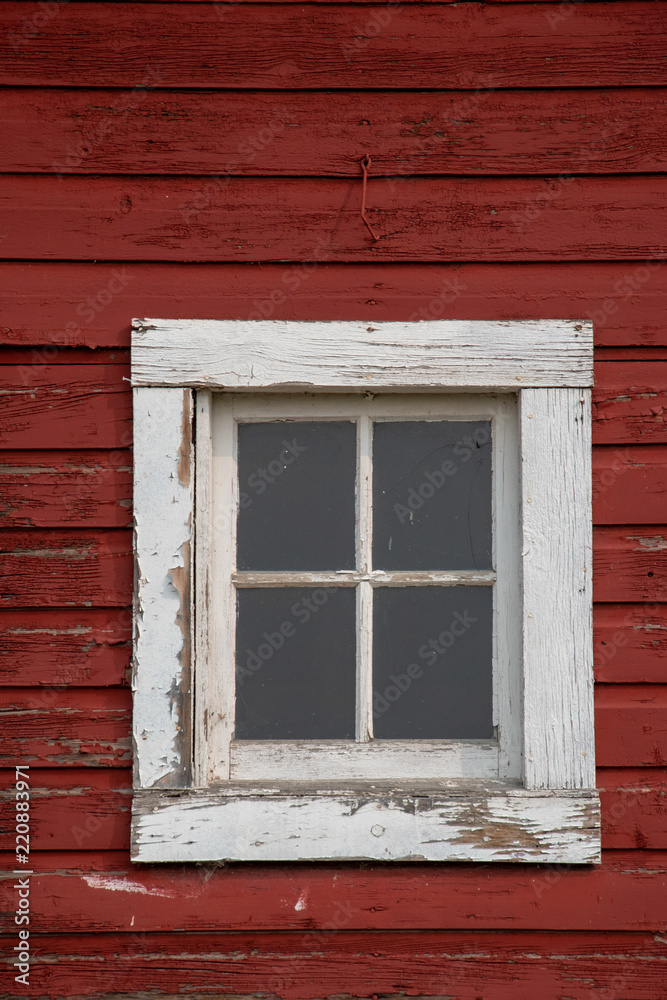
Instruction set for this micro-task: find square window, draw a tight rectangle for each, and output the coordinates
[131,319,600,864]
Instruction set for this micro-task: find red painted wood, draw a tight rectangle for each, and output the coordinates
[2,2,665,89]
[0,450,132,527]
[2,850,665,933]
[0,688,132,767]
[599,768,667,850]
[3,766,663,853]
[1,678,663,768]
[0,365,131,449]
[593,445,667,524]
[2,262,665,348]
[0,529,132,607]
[594,362,667,444]
[593,527,667,602]
[0,769,132,851]
[2,175,666,262]
[1,930,664,999]
[0,608,130,687]
[596,685,667,767]
[594,604,667,683]
[6,88,667,176]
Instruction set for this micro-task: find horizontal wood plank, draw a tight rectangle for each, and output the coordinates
[598,768,667,850]
[1,766,661,853]
[4,603,662,688]
[133,318,592,389]
[0,450,132,527]
[1,850,666,932]
[1,930,665,999]
[0,529,132,607]
[2,175,666,263]
[0,769,132,851]
[594,362,667,444]
[596,685,667,767]
[594,604,667,683]
[0,364,131,449]
[3,2,667,89]
[0,678,662,768]
[2,262,665,348]
[593,445,667,524]
[0,608,130,686]
[0,687,132,767]
[6,88,667,176]
[593,527,667,602]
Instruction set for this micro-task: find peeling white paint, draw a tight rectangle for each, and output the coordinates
[83,874,176,898]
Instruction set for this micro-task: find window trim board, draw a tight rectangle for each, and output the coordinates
[131,318,599,863]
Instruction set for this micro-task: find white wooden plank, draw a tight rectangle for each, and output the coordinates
[492,396,523,780]
[133,387,193,789]
[205,396,236,782]
[520,388,595,790]
[230,740,498,782]
[132,320,593,390]
[193,391,212,786]
[132,787,601,864]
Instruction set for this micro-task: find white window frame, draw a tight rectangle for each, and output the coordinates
[131,319,600,864]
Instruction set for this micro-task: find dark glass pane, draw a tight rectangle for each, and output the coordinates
[237,421,356,570]
[373,587,493,739]
[372,420,492,570]
[235,587,356,739]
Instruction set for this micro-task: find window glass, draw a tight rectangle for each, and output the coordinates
[372,420,492,570]
[237,421,356,570]
[235,587,356,739]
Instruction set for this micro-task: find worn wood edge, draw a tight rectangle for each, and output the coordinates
[132,387,193,789]
[521,388,595,790]
[131,320,594,390]
[131,787,601,864]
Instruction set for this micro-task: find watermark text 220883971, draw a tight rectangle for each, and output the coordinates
[14,765,32,987]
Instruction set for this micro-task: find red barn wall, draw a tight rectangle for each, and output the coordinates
[1,1,667,996]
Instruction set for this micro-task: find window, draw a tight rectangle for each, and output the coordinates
[131,319,600,864]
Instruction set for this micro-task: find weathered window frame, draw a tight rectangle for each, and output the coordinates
[131,319,600,864]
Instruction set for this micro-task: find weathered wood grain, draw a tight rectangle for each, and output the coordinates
[2,175,666,262]
[0,450,131,527]
[0,608,130,686]
[3,604,663,688]
[5,88,667,176]
[594,604,667,683]
[0,529,132,607]
[132,786,600,864]
[132,319,593,389]
[594,362,667,444]
[593,445,667,524]
[1,2,665,89]
[599,768,667,850]
[1,766,660,853]
[0,364,131,449]
[2,262,665,348]
[133,387,193,789]
[0,687,132,767]
[1,850,666,932]
[593,527,667,602]
[596,685,667,767]
[1,930,665,999]
[0,769,132,851]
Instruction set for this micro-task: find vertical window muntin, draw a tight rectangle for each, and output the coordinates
[208,393,520,783]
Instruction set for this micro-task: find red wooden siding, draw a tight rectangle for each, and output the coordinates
[1,0,667,997]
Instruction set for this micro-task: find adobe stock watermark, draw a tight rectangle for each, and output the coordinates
[393,424,490,524]
[373,608,478,718]
[238,437,306,510]
[237,587,339,685]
